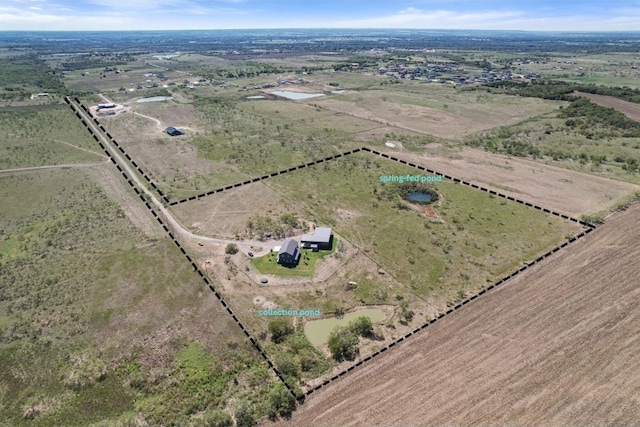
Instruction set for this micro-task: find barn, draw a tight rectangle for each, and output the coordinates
[301,226,333,250]
[277,239,300,265]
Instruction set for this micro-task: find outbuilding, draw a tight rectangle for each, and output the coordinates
[164,126,184,136]
[301,226,333,250]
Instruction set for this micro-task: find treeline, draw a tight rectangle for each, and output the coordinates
[559,98,640,138]
[482,80,640,137]
[0,54,65,89]
[197,61,301,79]
[59,53,137,71]
[484,79,640,103]
[0,54,66,100]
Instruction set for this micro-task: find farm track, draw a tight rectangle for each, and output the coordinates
[0,160,108,174]
[133,111,163,128]
[276,205,640,427]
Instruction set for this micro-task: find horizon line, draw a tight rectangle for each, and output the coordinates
[2,28,640,34]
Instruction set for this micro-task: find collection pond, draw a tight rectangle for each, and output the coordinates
[304,308,386,346]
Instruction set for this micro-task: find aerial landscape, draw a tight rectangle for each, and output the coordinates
[1,1,640,426]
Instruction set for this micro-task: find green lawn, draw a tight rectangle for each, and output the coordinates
[251,237,338,277]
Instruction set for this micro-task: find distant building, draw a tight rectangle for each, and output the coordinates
[164,126,184,136]
[97,103,116,110]
[277,239,300,265]
[301,226,333,250]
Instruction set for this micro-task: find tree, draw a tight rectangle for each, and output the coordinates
[266,383,296,420]
[268,318,294,344]
[348,316,373,338]
[327,326,359,361]
[225,243,238,255]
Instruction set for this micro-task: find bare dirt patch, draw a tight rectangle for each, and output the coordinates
[171,182,292,239]
[573,91,640,122]
[391,147,640,216]
[316,93,557,139]
[104,111,215,191]
[354,126,424,142]
[277,205,640,427]
[132,101,205,134]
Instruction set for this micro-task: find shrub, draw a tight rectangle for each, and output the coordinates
[327,326,359,361]
[234,400,254,427]
[266,383,296,420]
[225,243,238,255]
[201,409,233,427]
[348,316,373,338]
[275,354,299,380]
[268,318,294,344]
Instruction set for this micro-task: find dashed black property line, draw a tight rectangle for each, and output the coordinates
[169,144,595,232]
[361,147,596,230]
[303,148,599,398]
[169,148,363,206]
[68,96,600,401]
[65,97,300,400]
[304,222,595,398]
[67,99,172,205]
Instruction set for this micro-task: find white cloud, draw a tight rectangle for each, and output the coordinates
[297,7,525,29]
[277,5,640,31]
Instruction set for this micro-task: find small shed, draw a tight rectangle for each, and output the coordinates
[165,126,184,136]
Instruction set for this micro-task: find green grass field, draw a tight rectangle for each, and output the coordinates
[267,153,579,300]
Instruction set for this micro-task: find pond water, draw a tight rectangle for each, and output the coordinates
[137,96,173,103]
[406,192,433,203]
[271,90,325,100]
[304,308,387,346]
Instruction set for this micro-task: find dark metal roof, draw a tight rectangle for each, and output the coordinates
[165,126,184,136]
[278,238,299,257]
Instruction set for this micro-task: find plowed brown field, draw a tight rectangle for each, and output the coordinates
[573,91,640,122]
[275,205,640,427]
[388,148,640,217]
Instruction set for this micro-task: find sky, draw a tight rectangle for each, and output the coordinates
[2,0,640,32]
